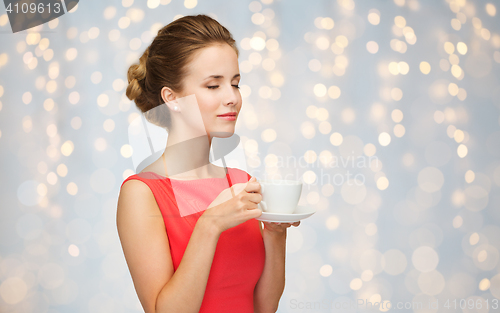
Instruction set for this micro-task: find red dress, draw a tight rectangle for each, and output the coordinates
[120,167,265,312]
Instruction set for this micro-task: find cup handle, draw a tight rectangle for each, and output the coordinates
[258,182,266,212]
[259,200,267,212]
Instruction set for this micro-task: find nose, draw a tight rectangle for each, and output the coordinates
[223,83,238,107]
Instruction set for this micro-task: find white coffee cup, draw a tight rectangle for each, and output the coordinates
[259,179,302,214]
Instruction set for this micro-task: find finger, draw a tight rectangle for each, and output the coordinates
[274,223,286,229]
[265,223,279,230]
[263,221,276,229]
[292,221,301,226]
[247,192,263,204]
[244,181,261,193]
[246,176,256,187]
[247,207,262,218]
[245,201,259,210]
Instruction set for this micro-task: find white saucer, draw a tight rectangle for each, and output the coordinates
[255,205,316,223]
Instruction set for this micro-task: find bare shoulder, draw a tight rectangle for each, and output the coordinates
[117,178,174,313]
[119,177,155,204]
[118,179,162,217]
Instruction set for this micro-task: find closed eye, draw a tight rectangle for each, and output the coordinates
[207,85,240,89]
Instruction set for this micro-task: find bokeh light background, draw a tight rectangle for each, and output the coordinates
[1,0,500,312]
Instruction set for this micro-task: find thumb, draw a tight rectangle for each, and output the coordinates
[244,176,256,193]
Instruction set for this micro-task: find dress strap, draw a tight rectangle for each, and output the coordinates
[225,167,233,188]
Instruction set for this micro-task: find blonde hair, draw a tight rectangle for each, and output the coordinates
[126,14,239,129]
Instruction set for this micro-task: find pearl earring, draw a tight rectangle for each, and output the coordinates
[174,105,179,111]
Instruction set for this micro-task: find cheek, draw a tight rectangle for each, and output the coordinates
[196,93,218,116]
[199,108,220,128]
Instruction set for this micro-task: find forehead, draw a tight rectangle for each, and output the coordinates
[185,44,239,79]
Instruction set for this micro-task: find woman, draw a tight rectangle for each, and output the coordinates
[117,14,300,313]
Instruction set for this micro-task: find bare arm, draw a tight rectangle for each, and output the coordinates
[117,180,220,313]
[253,229,286,313]
[156,211,220,312]
[253,221,300,313]
[117,178,263,313]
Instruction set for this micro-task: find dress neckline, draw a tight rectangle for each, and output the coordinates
[139,170,230,182]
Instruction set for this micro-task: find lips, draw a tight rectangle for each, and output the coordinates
[217,112,237,117]
[217,112,237,121]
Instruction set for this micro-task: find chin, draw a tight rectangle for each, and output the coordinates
[209,125,236,138]
[210,130,235,138]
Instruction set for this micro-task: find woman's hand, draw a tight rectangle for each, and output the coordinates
[262,221,300,235]
[201,177,263,234]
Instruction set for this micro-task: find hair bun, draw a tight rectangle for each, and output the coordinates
[126,48,149,101]
[126,77,142,101]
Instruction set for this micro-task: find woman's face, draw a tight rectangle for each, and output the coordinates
[174,43,242,138]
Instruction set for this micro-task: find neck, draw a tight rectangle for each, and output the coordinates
[162,128,214,178]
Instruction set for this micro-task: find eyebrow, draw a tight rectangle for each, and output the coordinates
[203,73,240,80]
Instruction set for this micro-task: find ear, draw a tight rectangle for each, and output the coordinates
[161,86,180,112]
